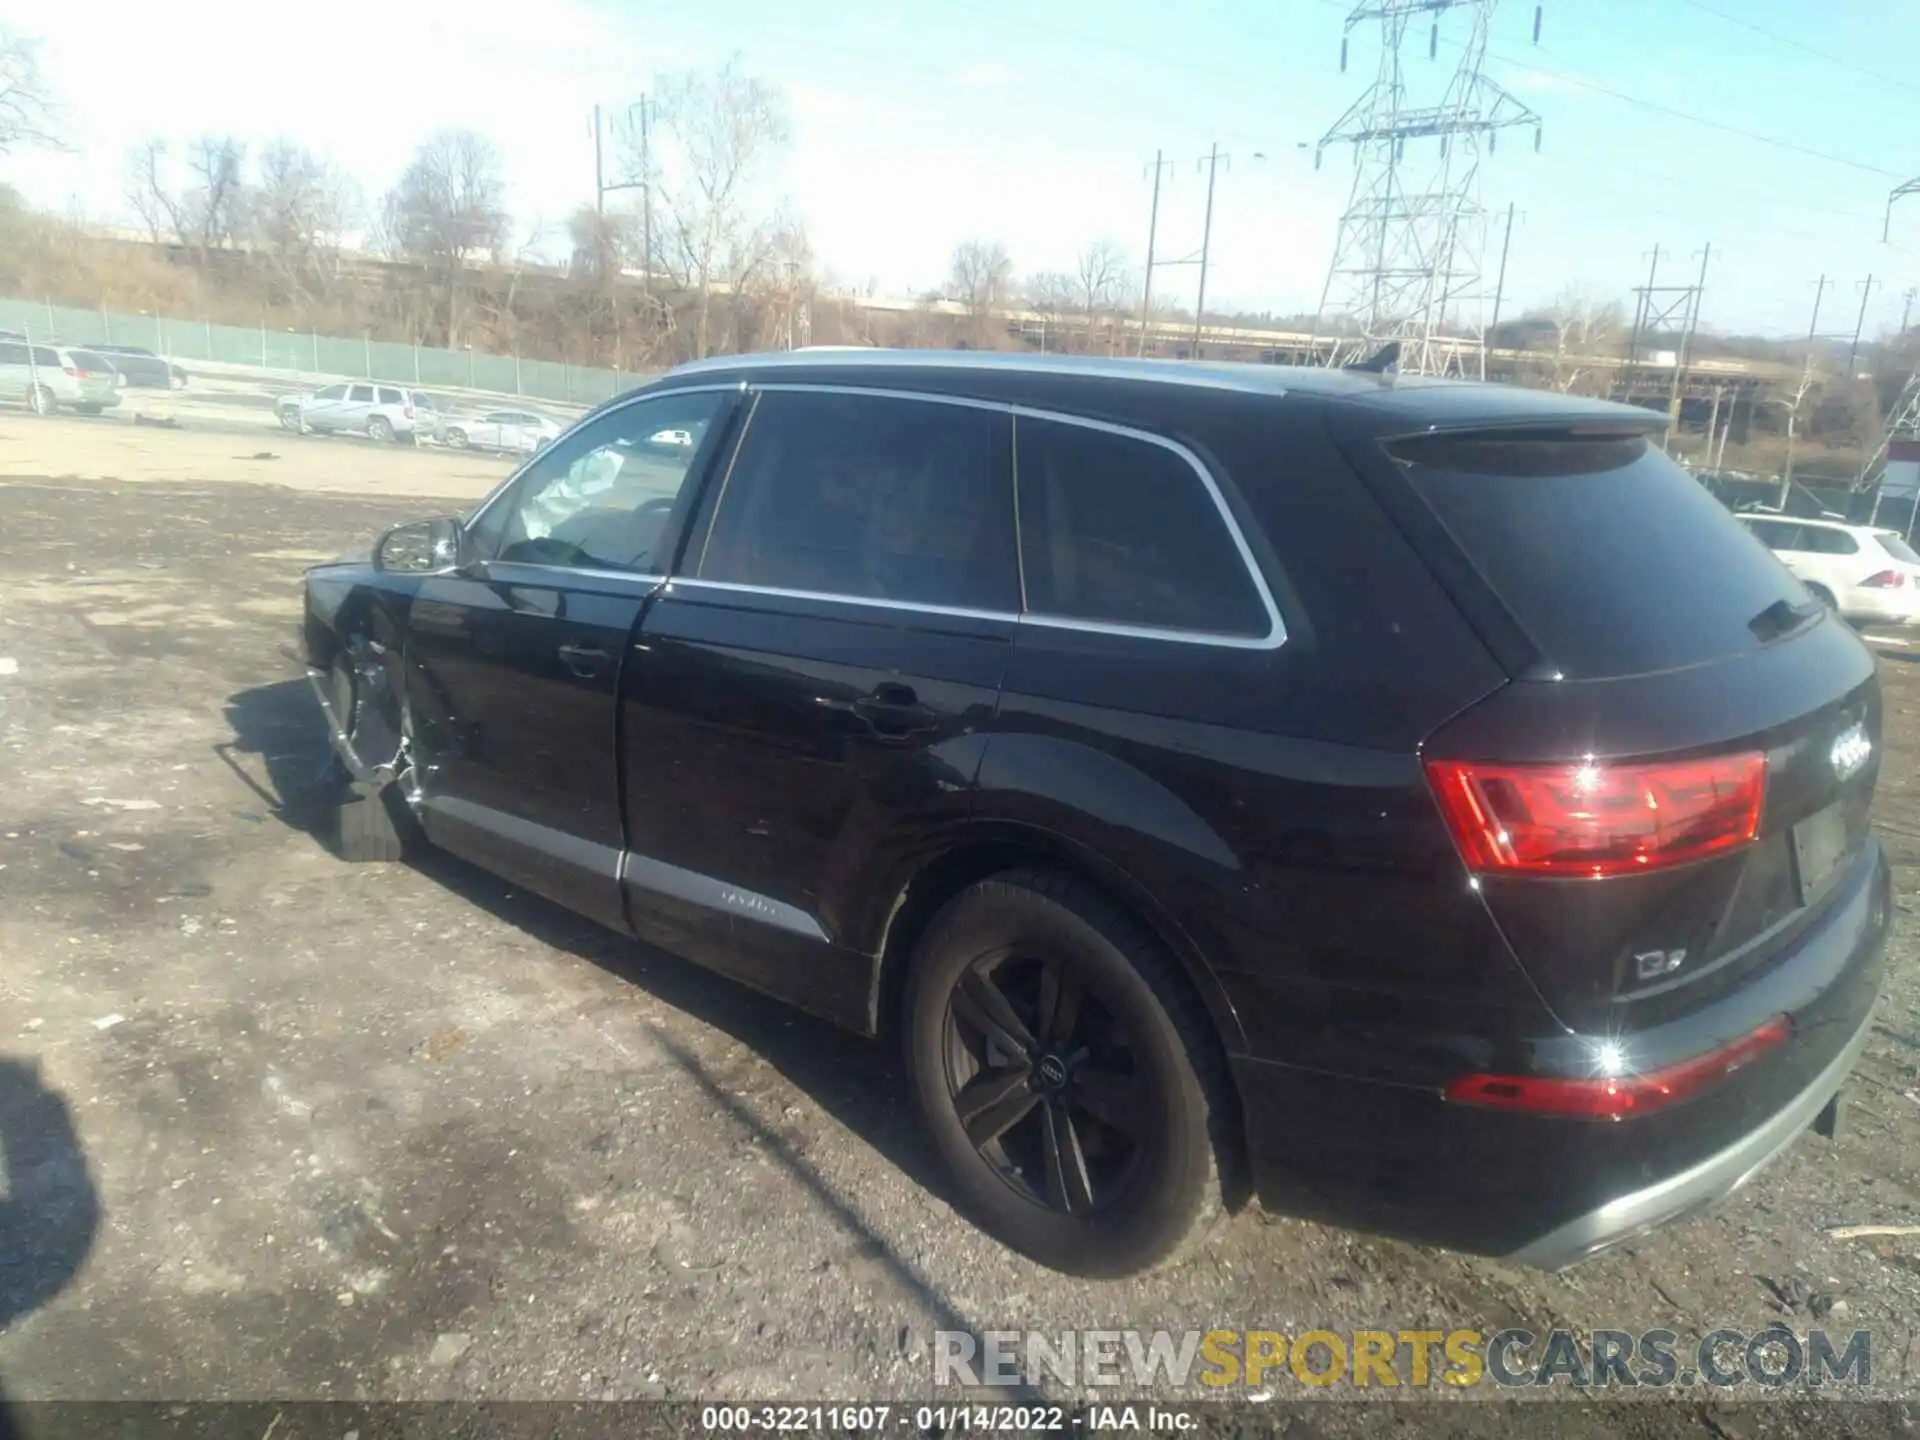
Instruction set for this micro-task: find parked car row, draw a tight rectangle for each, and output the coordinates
[0,340,124,415]
[274,382,569,454]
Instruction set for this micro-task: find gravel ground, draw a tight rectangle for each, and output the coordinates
[3,416,1920,1435]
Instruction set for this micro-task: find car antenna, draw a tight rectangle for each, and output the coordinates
[1345,341,1400,375]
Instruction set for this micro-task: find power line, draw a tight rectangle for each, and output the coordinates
[1675,0,1920,99]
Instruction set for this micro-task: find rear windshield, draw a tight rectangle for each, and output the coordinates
[1391,431,1806,680]
[1879,533,1920,565]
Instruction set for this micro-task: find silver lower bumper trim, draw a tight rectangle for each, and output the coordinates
[1505,1008,1877,1271]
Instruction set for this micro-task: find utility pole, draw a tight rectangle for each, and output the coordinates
[593,104,606,215]
[1191,144,1225,359]
[1625,244,1662,370]
[1667,242,1711,439]
[1848,275,1879,374]
[1483,201,1517,382]
[1137,150,1172,357]
[1781,276,1834,508]
[592,99,653,292]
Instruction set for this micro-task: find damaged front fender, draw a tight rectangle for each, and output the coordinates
[301,651,404,798]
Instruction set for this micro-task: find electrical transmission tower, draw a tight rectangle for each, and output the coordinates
[1312,1,1543,376]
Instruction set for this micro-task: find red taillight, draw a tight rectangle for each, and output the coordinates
[1425,752,1766,878]
[1862,570,1906,589]
[1444,1015,1790,1119]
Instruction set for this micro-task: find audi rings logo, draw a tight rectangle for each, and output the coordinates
[1830,721,1872,783]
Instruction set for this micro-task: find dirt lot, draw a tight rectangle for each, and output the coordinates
[4,413,1920,1433]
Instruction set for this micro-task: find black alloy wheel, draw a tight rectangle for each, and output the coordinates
[905,871,1235,1278]
[944,952,1146,1218]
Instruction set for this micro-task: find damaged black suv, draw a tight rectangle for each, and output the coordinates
[298,350,1889,1277]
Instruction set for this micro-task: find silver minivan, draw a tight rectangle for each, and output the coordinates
[0,341,122,415]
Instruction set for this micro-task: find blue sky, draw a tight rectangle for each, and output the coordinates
[10,0,1920,335]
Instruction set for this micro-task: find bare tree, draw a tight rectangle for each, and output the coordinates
[380,129,509,346]
[1542,284,1626,395]
[639,56,792,361]
[123,137,180,245]
[1074,239,1128,351]
[253,139,357,300]
[175,135,249,262]
[0,26,62,156]
[949,239,1014,347]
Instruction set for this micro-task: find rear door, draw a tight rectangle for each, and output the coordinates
[1356,426,1880,1034]
[402,386,738,929]
[619,385,1020,1027]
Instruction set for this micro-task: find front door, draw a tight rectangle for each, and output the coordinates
[620,386,1020,1028]
[402,387,739,930]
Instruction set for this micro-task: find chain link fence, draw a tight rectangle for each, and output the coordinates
[0,298,646,406]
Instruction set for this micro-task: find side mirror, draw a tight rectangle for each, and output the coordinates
[373,517,468,574]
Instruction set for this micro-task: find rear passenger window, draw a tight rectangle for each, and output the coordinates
[377,387,403,405]
[1015,417,1271,638]
[1805,528,1859,555]
[30,348,58,368]
[698,391,1018,612]
[349,384,374,403]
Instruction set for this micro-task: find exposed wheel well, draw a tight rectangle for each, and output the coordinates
[872,837,1243,1069]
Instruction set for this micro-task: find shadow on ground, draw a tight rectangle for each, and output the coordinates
[0,1060,99,1331]
[217,677,1001,1365]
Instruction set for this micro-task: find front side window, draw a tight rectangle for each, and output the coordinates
[697,390,1018,613]
[316,384,349,401]
[348,384,375,403]
[1015,416,1270,638]
[490,390,730,573]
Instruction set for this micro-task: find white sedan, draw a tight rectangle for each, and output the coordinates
[437,409,562,454]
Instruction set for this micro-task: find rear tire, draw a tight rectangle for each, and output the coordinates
[1807,583,1838,612]
[903,870,1236,1278]
[367,415,395,444]
[446,428,468,449]
[279,409,305,434]
[25,385,53,416]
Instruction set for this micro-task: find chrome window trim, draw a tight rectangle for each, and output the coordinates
[461,378,1290,654]
[460,381,747,538]
[668,576,1018,627]
[480,560,667,588]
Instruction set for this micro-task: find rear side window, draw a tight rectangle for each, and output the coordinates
[1392,432,1806,680]
[1746,520,1803,552]
[377,387,404,405]
[1880,534,1920,565]
[1801,527,1859,556]
[698,391,1018,612]
[1015,416,1270,638]
[31,348,57,368]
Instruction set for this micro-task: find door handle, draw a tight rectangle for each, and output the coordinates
[852,683,938,737]
[556,643,611,679]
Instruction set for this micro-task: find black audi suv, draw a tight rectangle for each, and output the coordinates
[296,350,1890,1277]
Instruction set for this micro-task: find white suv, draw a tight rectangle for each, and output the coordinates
[277,382,423,443]
[1740,513,1920,627]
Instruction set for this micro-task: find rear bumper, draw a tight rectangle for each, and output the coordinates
[1234,838,1890,1264]
[1503,1000,1873,1269]
[1842,590,1920,625]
